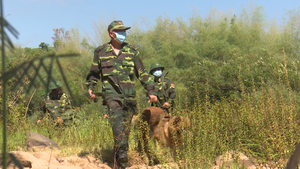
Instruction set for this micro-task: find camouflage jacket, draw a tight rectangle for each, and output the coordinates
[86,42,155,97]
[152,77,176,108]
[39,93,72,119]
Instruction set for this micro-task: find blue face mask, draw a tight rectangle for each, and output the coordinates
[153,70,162,77]
[114,31,127,43]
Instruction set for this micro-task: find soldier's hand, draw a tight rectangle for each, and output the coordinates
[103,114,109,119]
[57,117,63,124]
[148,95,158,103]
[88,89,96,99]
[36,119,41,124]
[163,102,170,108]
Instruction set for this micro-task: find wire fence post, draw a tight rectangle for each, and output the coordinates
[1,0,8,168]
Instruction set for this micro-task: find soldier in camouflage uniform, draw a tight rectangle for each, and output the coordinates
[149,62,176,113]
[86,20,158,169]
[37,81,76,125]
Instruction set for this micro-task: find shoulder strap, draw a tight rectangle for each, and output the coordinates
[95,43,108,53]
[128,44,137,51]
[160,71,169,98]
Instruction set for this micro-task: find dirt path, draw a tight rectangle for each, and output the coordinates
[3,149,279,169]
[5,151,110,169]
[4,151,179,169]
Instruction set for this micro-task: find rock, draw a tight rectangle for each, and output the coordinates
[26,132,59,152]
[214,150,256,169]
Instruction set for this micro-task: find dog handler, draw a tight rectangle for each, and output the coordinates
[149,62,176,113]
[86,20,158,169]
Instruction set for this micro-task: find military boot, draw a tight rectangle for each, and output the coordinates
[113,150,129,169]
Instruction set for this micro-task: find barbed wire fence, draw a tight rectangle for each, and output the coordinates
[0,0,79,168]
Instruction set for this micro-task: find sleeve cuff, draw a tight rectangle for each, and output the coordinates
[148,90,157,96]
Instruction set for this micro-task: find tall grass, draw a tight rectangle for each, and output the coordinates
[170,51,300,168]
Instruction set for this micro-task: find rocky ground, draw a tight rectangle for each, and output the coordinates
[2,149,267,169]
[0,132,291,169]
[3,150,181,169]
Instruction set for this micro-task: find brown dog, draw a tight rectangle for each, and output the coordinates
[137,107,191,165]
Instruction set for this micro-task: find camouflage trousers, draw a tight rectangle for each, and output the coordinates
[105,97,137,168]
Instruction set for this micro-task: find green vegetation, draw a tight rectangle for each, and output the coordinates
[1,4,300,168]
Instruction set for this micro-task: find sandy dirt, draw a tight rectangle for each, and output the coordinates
[3,150,179,169]
[2,149,280,169]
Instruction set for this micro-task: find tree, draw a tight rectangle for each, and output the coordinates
[39,42,49,51]
[52,28,70,51]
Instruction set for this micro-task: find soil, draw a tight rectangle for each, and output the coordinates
[3,149,281,169]
[3,150,179,169]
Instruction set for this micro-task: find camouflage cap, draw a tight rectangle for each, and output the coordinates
[108,20,131,32]
[149,62,165,75]
[49,81,63,90]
